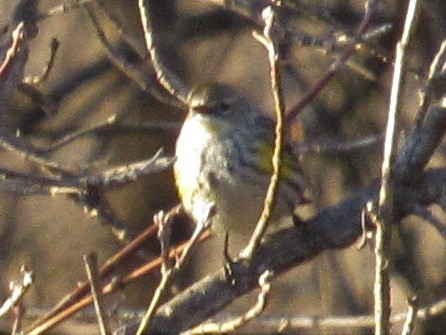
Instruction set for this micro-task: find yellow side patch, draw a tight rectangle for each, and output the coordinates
[256,142,297,179]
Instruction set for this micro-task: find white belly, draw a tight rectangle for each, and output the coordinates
[175,116,295,240]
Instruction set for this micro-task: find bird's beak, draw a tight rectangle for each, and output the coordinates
[190,105,213,115]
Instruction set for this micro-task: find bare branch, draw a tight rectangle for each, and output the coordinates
[138,0,188,104]
[0,148,173,197]
[24,230,211,335]
[17,82,57,118]
[418,39,446,118]
[0,267,34,319]
[241,4,285,260]
[178,296,443,334]
[295,134,382,155]
[11,303,24,335]
[23,37,59,85]
[115,92,446,333]
[395,98,446,183]
[25,217,163,332]
[181,270,273,334]
[0,22,28,104]
[83,6,155,94]
[401,296,418,335]
[286,0,378,123]
[135,203,214,335]
[373,0,420,332]
[83,253,112,335]
[82,149,175,189]
[36,119,179,154]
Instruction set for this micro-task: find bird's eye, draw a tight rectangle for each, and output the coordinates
[219,102,230,112]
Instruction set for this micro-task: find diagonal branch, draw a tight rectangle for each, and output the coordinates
[115,85,446,335]
[115,166,446,335]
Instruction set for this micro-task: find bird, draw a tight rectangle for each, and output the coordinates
[174,83,307,249]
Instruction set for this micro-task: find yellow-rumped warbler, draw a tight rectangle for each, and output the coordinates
[174,83,307,241]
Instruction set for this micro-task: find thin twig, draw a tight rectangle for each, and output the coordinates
[401,296,418,335]
[23,37,59,84]
[83,253,112,335]
[295,134,382,155]
[286,0,378,123]
[138,0,188,104]
[374,1,421,334]
[0,22,60,172]
[84,2,184,107]
[288,23,391,82]
[81,149,175,189]
[173,295,442,334]
[135,204,215,335]
[181,270,273,335]
[0,149,172,197]
[24,231,211,335]
[418,39,446,119]
[114,167,446,334]
[11,303,24,335]
[17,82,57,117]
[94,0,146,59]
[0,131,72,172]
[0,23,25,76]
[240,3,285,260]
[155,211,173,274]
[38,0,93,21]
[36,119,179,154]
[0,267,34,319]
[0,166,82,195]
[83,5,154,94]
[25,206,183,332]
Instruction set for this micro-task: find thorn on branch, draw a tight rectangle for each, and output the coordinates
[356,201,375,250]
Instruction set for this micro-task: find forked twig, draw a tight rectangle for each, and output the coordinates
[135,203,215,335]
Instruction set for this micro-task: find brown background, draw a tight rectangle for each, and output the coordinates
[0,1,445,334]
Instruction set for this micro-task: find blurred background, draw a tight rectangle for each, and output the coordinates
[0,0,445,334]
